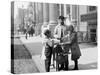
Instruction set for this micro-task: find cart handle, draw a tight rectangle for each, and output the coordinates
[59,42,71,45]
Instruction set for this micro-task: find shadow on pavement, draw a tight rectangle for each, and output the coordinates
[79,43,97,49]
[69,62,97,70]
[11,38,32,59]
[11,38,36,74]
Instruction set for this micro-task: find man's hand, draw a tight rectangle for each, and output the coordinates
[52,38,60,45]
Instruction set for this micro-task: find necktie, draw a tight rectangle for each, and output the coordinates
[61,28,63,38]
[60,28,63,42]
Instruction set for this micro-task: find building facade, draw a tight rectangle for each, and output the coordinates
[13,2,97,43]
[28,3,79,36]
[80,6,97,43]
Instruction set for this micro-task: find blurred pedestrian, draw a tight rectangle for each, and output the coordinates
[25,31,28,39]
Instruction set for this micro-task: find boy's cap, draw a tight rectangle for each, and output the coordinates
[44,29,51,36]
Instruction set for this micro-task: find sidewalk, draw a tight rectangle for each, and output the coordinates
[32,47,97,72]
[20,36,98,72]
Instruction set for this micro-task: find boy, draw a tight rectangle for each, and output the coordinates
[41,29,53,72]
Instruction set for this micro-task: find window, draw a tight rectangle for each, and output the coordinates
[89,6,96,11]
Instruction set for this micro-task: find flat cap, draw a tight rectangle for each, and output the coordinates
[58,16,65,20]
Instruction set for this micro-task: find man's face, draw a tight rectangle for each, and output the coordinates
[58,19,62,24]
[58,19,65,25]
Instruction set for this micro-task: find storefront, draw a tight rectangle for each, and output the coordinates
[81,12,97,43]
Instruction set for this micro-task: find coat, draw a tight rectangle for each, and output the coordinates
[70,31,81,60]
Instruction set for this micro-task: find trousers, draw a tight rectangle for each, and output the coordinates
[45,57,51,72]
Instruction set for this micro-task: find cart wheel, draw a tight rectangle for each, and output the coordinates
[56,61,59,71]
[53,60,55,68]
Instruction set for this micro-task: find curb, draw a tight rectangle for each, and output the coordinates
[32,55,46,72]
[19,38,32,58]
[19,38,40,72]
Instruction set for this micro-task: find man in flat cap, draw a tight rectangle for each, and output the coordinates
[53,16,69,71]
[54,16,66,39]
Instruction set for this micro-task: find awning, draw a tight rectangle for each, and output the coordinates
[81,12,97,22]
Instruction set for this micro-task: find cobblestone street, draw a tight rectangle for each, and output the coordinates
[11,37,39,74]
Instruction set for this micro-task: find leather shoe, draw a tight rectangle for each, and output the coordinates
[72,67,79,70]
